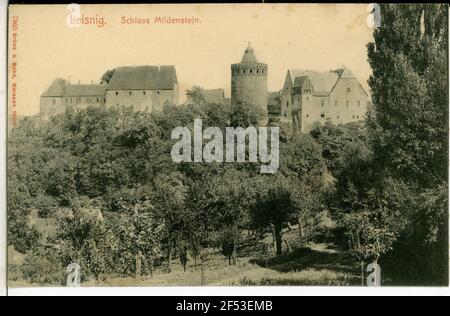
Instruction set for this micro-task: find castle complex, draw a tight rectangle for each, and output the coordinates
[40,44,368,132]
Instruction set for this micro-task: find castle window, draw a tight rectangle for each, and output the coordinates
[337,115,340,119]
[286,102,289,108]
[116,92,119,96]
[347,88,351,93]
[157,91,160,96]
[129,91,132,96]
[321,112,325,119]
[143,91,146,96]
[307,97,309,101]
[353,115,355,119]
[257,70,259,74]
[243,70,246,74]
[357,115,360,119]
[97,98,99,103]
[306,114,309,118]
[250,70,253,74]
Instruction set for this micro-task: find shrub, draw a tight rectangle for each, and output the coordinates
[21,250,63,285]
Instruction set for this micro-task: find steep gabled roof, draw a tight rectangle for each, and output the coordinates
[289,69,340,96]
[65,84,106,97]
[106,65,178,91]
[41,78,67,97]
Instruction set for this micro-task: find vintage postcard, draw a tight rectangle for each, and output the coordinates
[5,3,449,291]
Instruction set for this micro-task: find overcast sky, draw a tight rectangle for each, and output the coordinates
[9,4,374,116]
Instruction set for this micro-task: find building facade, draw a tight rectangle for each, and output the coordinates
[40,79,106,121]
[40,78,68,121]
[105,65,179,113]
[231,44,268,113]
[280,68,368,132]
[40,65,179,120]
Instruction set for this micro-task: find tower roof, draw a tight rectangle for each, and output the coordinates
[241,43,259,64]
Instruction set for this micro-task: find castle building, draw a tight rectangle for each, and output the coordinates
[40,65,179,120]
[231,44,268,113]
[40,78,68,121]
[105,65,179,113]
[279,68,368,132]
[40,79,106,121]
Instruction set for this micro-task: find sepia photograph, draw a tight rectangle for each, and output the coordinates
[5,3,449,292]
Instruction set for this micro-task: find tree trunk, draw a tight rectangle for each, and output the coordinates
[275,223,283,256]
[361,261,365,287]
[232,239,237,266]
[298,218,305,247]
[150,258,154,278]
[168,240,172,272]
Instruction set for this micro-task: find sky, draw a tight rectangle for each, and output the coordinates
[9,4,374,116]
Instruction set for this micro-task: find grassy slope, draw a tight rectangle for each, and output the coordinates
[9,229,361,287]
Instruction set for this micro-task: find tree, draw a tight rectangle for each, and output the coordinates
[114,199,165,277]
[100,69,116,84]
[152,172,188,271]
[229,102,263,128]
[56,203,117,283]
[366,3,448,285]
[251,175,297,256]
[8,177,41,253]
[186,86,206,106]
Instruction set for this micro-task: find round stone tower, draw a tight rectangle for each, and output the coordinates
[231,43,268,114]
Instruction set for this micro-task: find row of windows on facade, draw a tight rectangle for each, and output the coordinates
[232,69,266,75]
[114,91,161,96]
[308,113,362,120]
[52,91,164,104]
[284,112,362,119]
[53,97,106,104]
[286,99,363,108]
[293,87,353,94]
